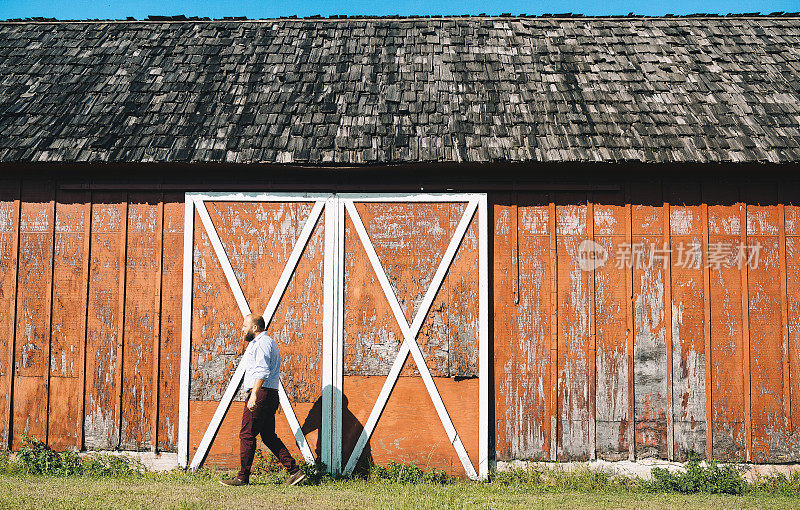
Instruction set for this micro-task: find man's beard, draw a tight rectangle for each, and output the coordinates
[243,331,256,342]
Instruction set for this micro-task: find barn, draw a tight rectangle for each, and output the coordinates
[1,15,799,479]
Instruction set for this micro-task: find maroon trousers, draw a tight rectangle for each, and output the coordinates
[238,387,299,481]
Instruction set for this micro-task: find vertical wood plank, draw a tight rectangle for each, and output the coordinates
[80,195,91,451]
[85,192,127,449]
[594,198,631,460]
[702,203,713,459]
[632,182,668,459]
[120,193,160,450]
[785,203,800,443]
[0,179,20,449]
[779,194,800,459]
[116,199,128,449]
[478,193,489,479]
[495,194,553,461]
[625,193,635,461]
[12,180,55,448]
[740,204,752,462]
[663,202,674,461]
[668,186,708,461]
[153,198,164,451]
[45,194,55,447]
[587,201,597,460]
[335,198,346,474]
[492,196,514,460]
[747,204,793,461]
[549,200,558,461]
[706,182,745,461]
[556,195,590,460]
[158,193,184,451]
[779,204,791,431]
[513,196,551,459]
[48,189,90,451]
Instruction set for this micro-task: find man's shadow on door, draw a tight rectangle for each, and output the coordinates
[301,387,373,477]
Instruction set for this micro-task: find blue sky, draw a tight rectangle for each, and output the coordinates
[1,0,798,20]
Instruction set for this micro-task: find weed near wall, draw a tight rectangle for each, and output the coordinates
[641,455,747,495]
[14,435,144,477]
[16,435,82,476]
[0,450,12,475]
[81,453,145,477]
[368,461,452,484]
[750,472,800,496]
[489,465,636,493]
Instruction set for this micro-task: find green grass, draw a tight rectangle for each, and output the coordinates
[1,471,800,510]
[3,444,800,509]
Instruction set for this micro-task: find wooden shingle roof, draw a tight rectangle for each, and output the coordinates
[1,17,799,164]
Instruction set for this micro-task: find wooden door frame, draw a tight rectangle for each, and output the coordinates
[337,193,488,479]
[178,193,329,470]
[178,192,489,480]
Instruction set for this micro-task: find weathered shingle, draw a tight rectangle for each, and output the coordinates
[0,17,799,164]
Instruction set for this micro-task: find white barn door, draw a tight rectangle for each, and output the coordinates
[179,193,487,479]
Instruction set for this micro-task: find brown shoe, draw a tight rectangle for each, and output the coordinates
[219,477,248,486]
[285,470,306,486]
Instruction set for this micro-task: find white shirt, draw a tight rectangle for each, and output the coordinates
[241,331,281,390]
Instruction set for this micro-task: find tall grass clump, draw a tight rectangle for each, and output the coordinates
[490,465,634,493]
[15,434,144,477]
[489,466,544,486]
[369,461,452,484]
[81,453,144,477]
[0,450,14,475]
[750,472,800,496]
[16,435,81,476]
[642,454,747,495]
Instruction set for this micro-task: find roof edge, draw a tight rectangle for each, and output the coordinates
[3,12,800,23]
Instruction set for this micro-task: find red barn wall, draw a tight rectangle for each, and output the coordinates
[0,171,798,467]
[0,181,183,453]
[494,180,800,463]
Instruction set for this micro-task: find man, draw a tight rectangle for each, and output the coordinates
[220,313,306,486]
